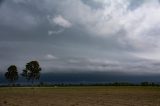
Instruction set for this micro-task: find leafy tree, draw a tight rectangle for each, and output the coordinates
[5,65,18,86]
[22,61,41,85]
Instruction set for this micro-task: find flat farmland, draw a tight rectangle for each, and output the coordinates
[0,86,160,106]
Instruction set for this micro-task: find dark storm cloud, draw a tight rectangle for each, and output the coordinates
[0,0,160,78]
[0,0,4,5]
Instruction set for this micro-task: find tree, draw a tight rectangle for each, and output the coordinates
[5,65,18,86]
[22,61,41,85]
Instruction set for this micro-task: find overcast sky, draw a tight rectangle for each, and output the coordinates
[1,0,160,75]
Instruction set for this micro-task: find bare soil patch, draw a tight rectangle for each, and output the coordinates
[0,86,160,106]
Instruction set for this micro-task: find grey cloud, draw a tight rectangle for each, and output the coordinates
[128,0,145,10]
[0,0,160,75]
[0,0,4,5]
[0,2,37,29]
[40,56,160,75]
[81,0,103,9]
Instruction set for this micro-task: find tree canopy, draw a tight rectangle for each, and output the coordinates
[22,61,41,83]
[5,65,18,83]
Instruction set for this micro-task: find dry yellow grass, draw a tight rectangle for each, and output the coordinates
[0,86,160,106]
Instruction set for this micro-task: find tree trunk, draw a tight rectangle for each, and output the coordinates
[32,80,34,87]
[31,79,35,96]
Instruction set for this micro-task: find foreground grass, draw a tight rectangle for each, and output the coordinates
[0,86,160,106]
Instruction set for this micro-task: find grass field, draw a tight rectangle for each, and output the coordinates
[0,86,160,106]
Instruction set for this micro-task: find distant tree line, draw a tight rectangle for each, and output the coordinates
[4,60,41,86]
[3,61,160,87]
[39,82,160,87]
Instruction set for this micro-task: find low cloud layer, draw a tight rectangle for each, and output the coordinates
[0,0,160,75]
